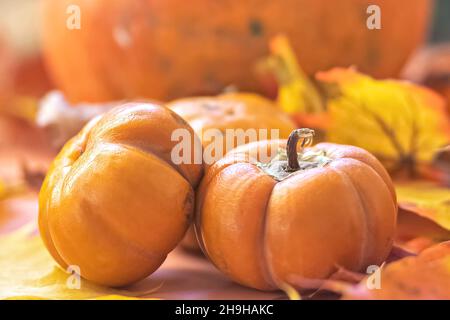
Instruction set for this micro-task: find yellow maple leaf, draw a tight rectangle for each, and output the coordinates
[0,224,160,300]
[316,68,450,176]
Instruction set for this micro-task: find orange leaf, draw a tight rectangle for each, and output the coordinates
[341,241,450,299]
[396,208,450,253]
[396,181,450,232]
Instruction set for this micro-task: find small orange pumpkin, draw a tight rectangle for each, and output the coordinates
[195,129,397,290]
[168,92,296,251]
[39,103,203,286]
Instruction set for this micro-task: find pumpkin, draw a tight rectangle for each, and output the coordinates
[168,92,296,163]
[195,129,397,290]
[41,0,431,102]
[168,92,296,251]
[38,103,203,286]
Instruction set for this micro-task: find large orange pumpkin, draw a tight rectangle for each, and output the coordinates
[168,92,296,251]
[41,0,432,102]
[39,103,203,286]
[195,129,397,290]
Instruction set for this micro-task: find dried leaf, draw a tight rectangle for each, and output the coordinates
[385,245,416,263]
[0,179,25,201]
[401,44,450,113]
[395,181,450,253]
[21,163,46,192]
[278,282,301,300]
[341,241,450,299]
[316,68,450,177]
[432,145,450,183]
[396,181,450,232]
[257,34,324,114]
[396,237,440,255]
[36,91,118,149]
[0,95,39,122]
[0,195,37,236]
[284,265,366,300]
[0,224,160,300]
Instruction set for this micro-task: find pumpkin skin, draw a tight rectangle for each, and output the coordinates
[168,93,296,158]
[195,138,397,290]
[39,103,203,287]
[41,0,432,102]
[168,93,296,251]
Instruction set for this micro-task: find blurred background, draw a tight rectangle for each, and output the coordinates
[430,0,450,43]
[0,0,450,104]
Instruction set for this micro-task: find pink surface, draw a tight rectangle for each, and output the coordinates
[134,249,283,300]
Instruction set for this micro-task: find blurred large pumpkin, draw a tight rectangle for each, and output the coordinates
[195,130,397,290]
[39,103,203,286]
[41,0,432,102]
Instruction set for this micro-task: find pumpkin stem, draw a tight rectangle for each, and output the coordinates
[287,128,315,171]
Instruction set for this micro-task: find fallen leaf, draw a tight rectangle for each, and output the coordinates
[316,68,450,178]
[0,195,37,235]
[0,224,160,300]
[89,295,157,300]
[257,34,324,115]
[0,115,55,183]
[396,181,450,232]
[0,178,25,201]
[394,181,450,252]
[395,208,450,252]
[385,245,416,263]
[36,91,117,149]
[284,265,367,300]
[21,163,46,192]
[397,237,440,255]
[278,282,301,300]
[0,95,39,123]
[430,145,450,185]
[341,241,450,299]
[401,43,450,113]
